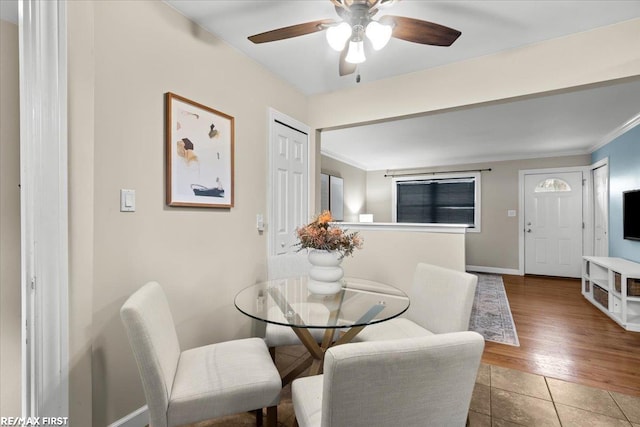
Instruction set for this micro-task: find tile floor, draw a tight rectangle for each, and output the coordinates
[470,364,640,427]
[193,344,640,427]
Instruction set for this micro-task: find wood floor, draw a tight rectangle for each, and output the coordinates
[482,274,640,397]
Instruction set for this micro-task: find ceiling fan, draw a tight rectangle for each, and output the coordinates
[247,0,461,77]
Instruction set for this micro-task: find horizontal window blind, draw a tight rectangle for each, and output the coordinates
[396,178,476,226]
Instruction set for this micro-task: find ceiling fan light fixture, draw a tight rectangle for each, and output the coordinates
[345,40,366,64]
[326,22,352,51]
[365,20,392,50]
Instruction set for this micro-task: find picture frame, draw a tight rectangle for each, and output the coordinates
[166,92,234,208]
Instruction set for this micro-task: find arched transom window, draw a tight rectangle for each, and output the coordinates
[534,178,572,193]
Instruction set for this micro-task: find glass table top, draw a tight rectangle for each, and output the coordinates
[234,276,410,329]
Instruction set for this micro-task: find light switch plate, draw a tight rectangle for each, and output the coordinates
[507,210,516,217]
[256,213,264,231]
[120,189,135,212]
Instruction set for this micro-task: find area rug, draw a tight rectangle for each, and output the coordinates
[468,273,520,346]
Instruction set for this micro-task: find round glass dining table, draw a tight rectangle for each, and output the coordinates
[235,276,409,381]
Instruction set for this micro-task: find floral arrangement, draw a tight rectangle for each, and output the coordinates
[296,211,363,258]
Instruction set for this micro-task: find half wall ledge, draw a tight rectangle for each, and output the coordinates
[336,222,467,234]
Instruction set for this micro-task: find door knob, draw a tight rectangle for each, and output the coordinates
[526,229,532,233]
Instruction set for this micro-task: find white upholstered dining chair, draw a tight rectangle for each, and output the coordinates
[353,262,478,342]
[120,281,282,427]
[292,331,485,427]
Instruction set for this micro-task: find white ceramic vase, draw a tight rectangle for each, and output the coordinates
[307,249,344,295]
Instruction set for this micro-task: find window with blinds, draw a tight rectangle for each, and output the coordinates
[394,173,480,229]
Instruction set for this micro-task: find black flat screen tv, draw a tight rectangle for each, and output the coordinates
[623,189,640,241]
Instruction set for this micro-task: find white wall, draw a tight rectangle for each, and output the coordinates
[0,18,21,418]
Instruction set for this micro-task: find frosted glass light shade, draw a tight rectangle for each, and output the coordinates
[366,21,392,50]
[326,22,352,51]
[345,40,366,64]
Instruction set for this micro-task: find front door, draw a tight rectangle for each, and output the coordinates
[524,171,583,278]
[270,118,309,255]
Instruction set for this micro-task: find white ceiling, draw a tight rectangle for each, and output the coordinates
[162,0,640,169]
[163,0,640,95]
[3,1,640,170]
[322,79,640,170]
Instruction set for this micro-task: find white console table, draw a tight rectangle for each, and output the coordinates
[582,256,640,332]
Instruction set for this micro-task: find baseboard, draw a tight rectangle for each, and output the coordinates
[466,265,521,276]
[107,405,148,427]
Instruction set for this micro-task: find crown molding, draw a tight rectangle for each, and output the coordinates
[320,149,369,171]
[590,112,640,153]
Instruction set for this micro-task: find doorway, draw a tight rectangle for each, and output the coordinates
[592,162,609,257]
[522,170,584,278]
[268,110,310,256]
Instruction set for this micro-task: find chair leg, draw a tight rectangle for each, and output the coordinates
[266,405,277,427]
[256,408,263,427]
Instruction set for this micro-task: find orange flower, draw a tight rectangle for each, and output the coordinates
[317,210,333,224]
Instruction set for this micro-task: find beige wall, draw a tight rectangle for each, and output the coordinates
[8,2,636,425]
[321,149,591,272]
[364,155,591,270]
[0,19,21,417]
[365,170,392,222]
[68,1,95,424]
[309,19,640,229]
[465,156,590,270]
[342,228,466,292]
[66,1,308,424]
[321,155,367,222]
[308,18,640,130]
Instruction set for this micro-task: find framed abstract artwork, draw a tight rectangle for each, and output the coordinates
[165,92,234,208]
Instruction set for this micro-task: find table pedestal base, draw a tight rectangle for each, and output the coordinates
[280,325,365,386]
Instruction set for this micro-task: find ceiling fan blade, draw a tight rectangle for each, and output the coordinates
[331,0,350,9]
[248,19,336,44]
[380,15,461,46]
[339,47,357,76]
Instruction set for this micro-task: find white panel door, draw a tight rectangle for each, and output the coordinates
[524,171,583,278]
[593,165,609,257]
[271,121,308,255]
